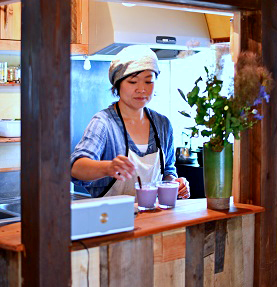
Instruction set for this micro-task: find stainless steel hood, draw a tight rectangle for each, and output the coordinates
[88,1,211,59]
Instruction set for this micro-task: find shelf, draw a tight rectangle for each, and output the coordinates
[0,40,88,55]
[0,83,20,87]
[0,137,20,143]
[0,167,20,173]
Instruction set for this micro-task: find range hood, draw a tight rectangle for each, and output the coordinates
[88,1,211,59]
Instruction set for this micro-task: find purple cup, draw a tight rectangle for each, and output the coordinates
[135,182,158,211]
[157,181,179,209]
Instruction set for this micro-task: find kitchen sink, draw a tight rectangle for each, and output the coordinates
[0,192,91,226]
[0,202,20,216]
[0,210,20,226]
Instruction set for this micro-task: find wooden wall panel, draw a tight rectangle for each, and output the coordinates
[153,228,186,287]
[186,223,205,287]
[107,236,154,287]
[0,249,21,287]
[71,247,100,287]
[154,259,185,287]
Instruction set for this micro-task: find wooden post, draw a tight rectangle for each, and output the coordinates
[21,0,71,286]
[260,1,277,285]
[239,4,277,286]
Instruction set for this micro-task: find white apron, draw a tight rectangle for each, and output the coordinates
[99,101,164,198]
[105,148,164,197]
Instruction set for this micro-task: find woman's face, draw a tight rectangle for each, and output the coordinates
[119,70,156,110]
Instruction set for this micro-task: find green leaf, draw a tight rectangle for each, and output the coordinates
[187,86,200,106]
[230,117,241,127]
[201,130,212,137]
[178,111,191,117]
[195,76,203,85]
[177,88,187,102]
[213,98,225,109]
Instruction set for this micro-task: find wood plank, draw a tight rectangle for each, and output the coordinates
[214,220,227,273]
[71,246,100,287]
[0,249,21,287]
[0,3,21,40]
[149,0,260,10]
[154,258,185,287]
[0,0,261,10]
[204,253,214,287]
[0,83,20,86]
[0,223,22,252]
[242,214,254,287]
[0,1,18,5]
[186,223,205,287]
[99,245,109,287]
[0,39,20,50]
[70,43,88,55]
[215,217,244,287]
[153,228,186,263]
[0,167,20,172]
[20,0,71,286]
[108,236,154,287]
[204,221,215,257]
[81,0,88,45]
[71,0,78,44]
[0,137,20,143]
[0,40,87,55]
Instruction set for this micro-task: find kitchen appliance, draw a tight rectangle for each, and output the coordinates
[86,1,211,59]
[71,195,135,240]
[175,147,197,164]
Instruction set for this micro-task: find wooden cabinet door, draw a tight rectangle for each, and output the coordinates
[0,3,21,40]
[71,0,88,44]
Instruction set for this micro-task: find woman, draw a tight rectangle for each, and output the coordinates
[71,45,190,198]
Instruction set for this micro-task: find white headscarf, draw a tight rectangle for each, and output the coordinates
[109,45,160,85]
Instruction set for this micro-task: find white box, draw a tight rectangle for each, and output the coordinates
[0,120,21,137]
[71,195,135,240]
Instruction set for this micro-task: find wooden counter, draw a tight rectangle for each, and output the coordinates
[0,198,264,252]
[0,198,264,287]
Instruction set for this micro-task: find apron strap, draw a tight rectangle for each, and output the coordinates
[97,102,129,197]
[98,102,164,197]
[144,107,165,175]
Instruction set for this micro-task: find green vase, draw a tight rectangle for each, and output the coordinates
[203,143,233,210]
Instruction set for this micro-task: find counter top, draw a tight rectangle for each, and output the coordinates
[0,198,264,252]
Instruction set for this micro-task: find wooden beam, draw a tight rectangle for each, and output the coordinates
[143,0,260,11]
[21,0,71,286]
[260,0,277,285]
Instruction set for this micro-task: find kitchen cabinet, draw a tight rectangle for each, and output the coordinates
[0,1,88,54]
[0,3,21,40]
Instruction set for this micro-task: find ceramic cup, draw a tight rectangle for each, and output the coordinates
[157,180,179,209]
[135,182,158,211]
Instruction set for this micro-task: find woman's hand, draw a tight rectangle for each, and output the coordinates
[175,177,190,199]
[107,155,136,181]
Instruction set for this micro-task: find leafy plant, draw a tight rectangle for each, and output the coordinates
[178,51,273,152]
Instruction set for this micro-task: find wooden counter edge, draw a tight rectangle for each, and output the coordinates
[0,201,265,252]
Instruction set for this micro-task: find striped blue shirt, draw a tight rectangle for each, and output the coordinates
[71,102,177,197]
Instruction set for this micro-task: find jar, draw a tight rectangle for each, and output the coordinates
[0,62,7,84]
[7,66,15,82]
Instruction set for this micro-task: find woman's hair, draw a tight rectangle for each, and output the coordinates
[111,70,158,97]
